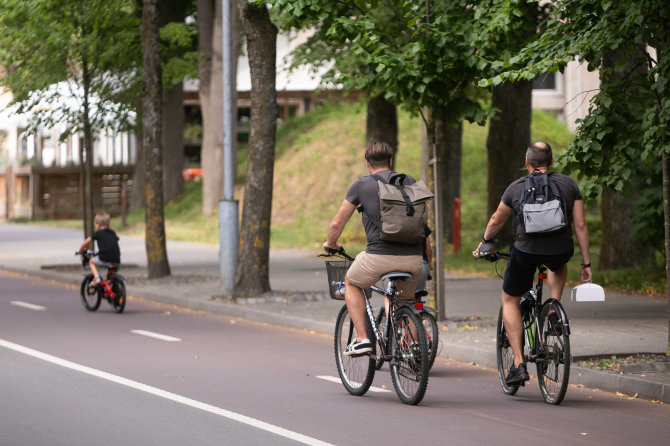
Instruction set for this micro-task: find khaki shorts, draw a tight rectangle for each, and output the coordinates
[347,251,423,300]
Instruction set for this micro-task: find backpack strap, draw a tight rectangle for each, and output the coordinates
[374,173,415,216]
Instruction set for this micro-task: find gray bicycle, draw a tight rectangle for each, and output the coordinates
[323,247,430,405]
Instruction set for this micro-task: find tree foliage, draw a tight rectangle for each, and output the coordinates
[0,0,140,137]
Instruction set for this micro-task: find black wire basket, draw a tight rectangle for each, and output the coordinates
[325,260,350,300]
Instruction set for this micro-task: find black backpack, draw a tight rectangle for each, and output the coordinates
[516,171,567,234]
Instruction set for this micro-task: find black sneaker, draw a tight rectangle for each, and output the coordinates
[548,313,563,336]
[343,339,372,357]
[505,363,530,386]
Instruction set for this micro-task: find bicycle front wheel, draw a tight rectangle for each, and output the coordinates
[80,276,101,311]
[496,306,519,395]
[334,304,376,396]
[420,311,439,369]
[111,280,126,314]
[537,298,571,405]
[389,306,430,405]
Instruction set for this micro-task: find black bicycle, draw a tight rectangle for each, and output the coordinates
[479,251,571,405]
[323,247,430,405]
[78,250,127,314]
[374,289,439,371]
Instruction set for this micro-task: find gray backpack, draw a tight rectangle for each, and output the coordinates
[517,171,567,234]
[369,173,434,244]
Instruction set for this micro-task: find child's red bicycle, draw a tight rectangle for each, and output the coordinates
[78,250,127,313]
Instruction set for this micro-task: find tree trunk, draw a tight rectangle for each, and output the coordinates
[141,0,170,278]
[434,106,462,244]
[234,0,277,298]
[663,152,670,355]
[198,0,224,215]
[366,95,398,168]
[486,80,532,248]
[130,130,145,210]
[162,81,185,203]
[81,67,95,238]
[599,47,650,269]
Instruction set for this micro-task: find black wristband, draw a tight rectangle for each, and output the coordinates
[482,235,493,243]
[581,263,591,268]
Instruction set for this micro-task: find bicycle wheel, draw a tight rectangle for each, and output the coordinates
[496,306,519,395]
[389,306,430,405]
[334,304,376,396]
[537,298,571,405]
[80,276,101,312]
[110,280,126,314]
[374,307,387,370]
[420,311,439,369]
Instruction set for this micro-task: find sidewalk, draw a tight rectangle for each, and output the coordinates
[1,222,668,403]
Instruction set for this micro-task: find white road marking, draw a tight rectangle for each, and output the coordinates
[11,301,46,311]
[131,330,181,342]
[0,338,334,446]
[316,375,391,393]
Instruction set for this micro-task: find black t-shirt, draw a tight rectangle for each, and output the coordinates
[501,172,582,255]
[92,228,121,264]
[345,170,423,256]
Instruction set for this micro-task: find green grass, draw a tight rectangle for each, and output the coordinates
[23,101,666,295]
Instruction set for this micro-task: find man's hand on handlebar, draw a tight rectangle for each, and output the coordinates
[472,240,497,259]
[322,242,341,256]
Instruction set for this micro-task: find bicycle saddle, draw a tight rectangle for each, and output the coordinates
[381,271,413,282]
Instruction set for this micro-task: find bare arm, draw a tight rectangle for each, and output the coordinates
[572,199,592,283]
[323,199,357,251]
[473,201,513,257]
[77,236,93,254]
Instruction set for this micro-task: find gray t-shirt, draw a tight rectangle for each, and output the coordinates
[501,171,582,255]
[345,170,423,256]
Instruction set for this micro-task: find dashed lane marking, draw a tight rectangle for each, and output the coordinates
[11,301,47,311]
[131,330,181,342]
[316,375,391,392]
[0,338,335,446]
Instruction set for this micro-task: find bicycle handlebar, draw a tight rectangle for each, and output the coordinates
[474,251,510,262]
[320,246,355,261]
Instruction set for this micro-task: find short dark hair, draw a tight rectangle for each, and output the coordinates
[365,141,393,168]
[526,141,553,168]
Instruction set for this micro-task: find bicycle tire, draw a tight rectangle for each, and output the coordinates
[374,307,387,370]
[496,306,519,395]
[420,311,439,369]
[334,304,376,396]
[111,280,126,314]
[537,298,571,405]
[80,276,101,311]
[389,306,430,405]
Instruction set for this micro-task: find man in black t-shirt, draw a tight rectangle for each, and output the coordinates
[473,142,592,386]
[324,141,423,356]
[77,211,121,287]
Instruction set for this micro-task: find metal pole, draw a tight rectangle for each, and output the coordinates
[432,154,446,322]
[219,0,238,295]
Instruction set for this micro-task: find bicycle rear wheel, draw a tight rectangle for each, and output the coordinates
[537,298,571,405]
[334,304,376,396]
[80,276,101,311]
[110,280,126,314]
[389,306,429,405]
[496,306,519,395]
[420,311,439,369]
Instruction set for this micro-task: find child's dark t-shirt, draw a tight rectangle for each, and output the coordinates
[92,228,121,264]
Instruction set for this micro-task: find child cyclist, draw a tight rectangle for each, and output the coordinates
[77,211,121,287]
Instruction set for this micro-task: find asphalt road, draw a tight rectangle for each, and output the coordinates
[1,272,668,446]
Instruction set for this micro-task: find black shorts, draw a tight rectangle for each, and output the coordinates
[502,246,573,297]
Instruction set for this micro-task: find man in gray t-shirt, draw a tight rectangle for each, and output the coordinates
[324,141,423,357]
[473,141,592,386]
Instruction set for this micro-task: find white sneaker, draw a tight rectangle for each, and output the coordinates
[343,339,372,357]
